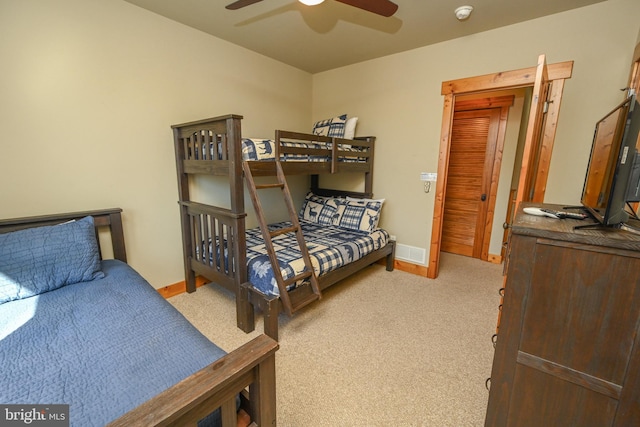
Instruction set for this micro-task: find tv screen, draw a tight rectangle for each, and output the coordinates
[581,94,640,226]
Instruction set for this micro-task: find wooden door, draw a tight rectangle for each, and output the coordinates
[441,108,501,258]
[515,54,550,204]
[427,56,573,279]
[627,42,640,212]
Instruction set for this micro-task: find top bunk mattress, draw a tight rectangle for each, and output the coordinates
[241,138,366,163]
[0,259,226,426]
[190,137,368,163]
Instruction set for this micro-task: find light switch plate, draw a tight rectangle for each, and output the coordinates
[420,172,437,181]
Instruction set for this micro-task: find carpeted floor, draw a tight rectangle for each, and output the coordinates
[169,253,503,426]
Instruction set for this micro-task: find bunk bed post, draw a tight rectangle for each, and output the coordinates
[310,175,320,194]
[363,136,375,197]
[173,127,197,293]
[262,296,280,341]
[226,115,255,333]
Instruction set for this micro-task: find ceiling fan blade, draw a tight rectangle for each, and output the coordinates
[226,0,264,10]
[335,0,398,17]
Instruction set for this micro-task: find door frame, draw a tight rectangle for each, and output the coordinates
[427,58,574,279]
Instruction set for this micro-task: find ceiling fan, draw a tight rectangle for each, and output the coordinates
[225,0,399,17]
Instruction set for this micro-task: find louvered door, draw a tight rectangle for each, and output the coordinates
[441,108,501,258]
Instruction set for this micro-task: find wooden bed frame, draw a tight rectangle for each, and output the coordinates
[172,114,396,341]
[0,208,278,427]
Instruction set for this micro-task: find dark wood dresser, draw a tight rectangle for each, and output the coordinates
[485,203,640,426]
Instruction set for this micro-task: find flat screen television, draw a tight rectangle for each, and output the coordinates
[580,94,640,226]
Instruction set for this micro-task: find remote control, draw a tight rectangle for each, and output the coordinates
[523,207,588,220]
[540,208,588,220]
[523,207,558,218]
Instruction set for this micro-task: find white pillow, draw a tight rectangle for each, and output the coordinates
[344,117,358,139]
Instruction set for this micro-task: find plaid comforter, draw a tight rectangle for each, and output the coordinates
[246,220,389,297]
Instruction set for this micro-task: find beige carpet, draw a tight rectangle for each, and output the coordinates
[169,253,502,426]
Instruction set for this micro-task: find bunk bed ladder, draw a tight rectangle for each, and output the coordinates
[242,160,322,316]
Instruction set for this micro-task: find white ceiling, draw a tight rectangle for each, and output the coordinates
[124,0,606,73]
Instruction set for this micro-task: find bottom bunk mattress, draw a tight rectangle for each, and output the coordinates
[0,259,227,427]
[243,220,389,297]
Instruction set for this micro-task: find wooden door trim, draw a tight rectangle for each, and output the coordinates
[427,58,573,279]
[441,61,573,95]
[480,103,511,260]
[454,95,516,111]
[429,93,454,273]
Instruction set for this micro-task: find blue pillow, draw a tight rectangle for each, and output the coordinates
[0,216,105,304]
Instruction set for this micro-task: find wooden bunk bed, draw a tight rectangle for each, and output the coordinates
[172,114,395,340]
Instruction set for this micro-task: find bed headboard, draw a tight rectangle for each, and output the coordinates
[0,208,127,263]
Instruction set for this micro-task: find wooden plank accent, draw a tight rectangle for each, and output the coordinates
[517,351,622,400]
[507,364,618,426]
[157,275,210,299]
[183,160,231,175]
[171,114,243,135]
[616,314,640,425]
[442,61,573,95]
[485,234,536,426]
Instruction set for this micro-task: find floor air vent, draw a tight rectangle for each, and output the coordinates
[395,243,426,264]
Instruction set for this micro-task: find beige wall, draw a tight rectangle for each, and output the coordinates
[2,0,640,287]
[0,0,312,287]
[312,0,640,263]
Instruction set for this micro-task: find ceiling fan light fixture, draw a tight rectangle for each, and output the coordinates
[454,5,473,21]
[299,0,325,5]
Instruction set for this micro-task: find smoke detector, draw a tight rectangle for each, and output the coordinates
[455,5,473,20]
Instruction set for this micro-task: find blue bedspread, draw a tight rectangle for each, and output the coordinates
[245,221,389,297]
[0,260,227,426]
